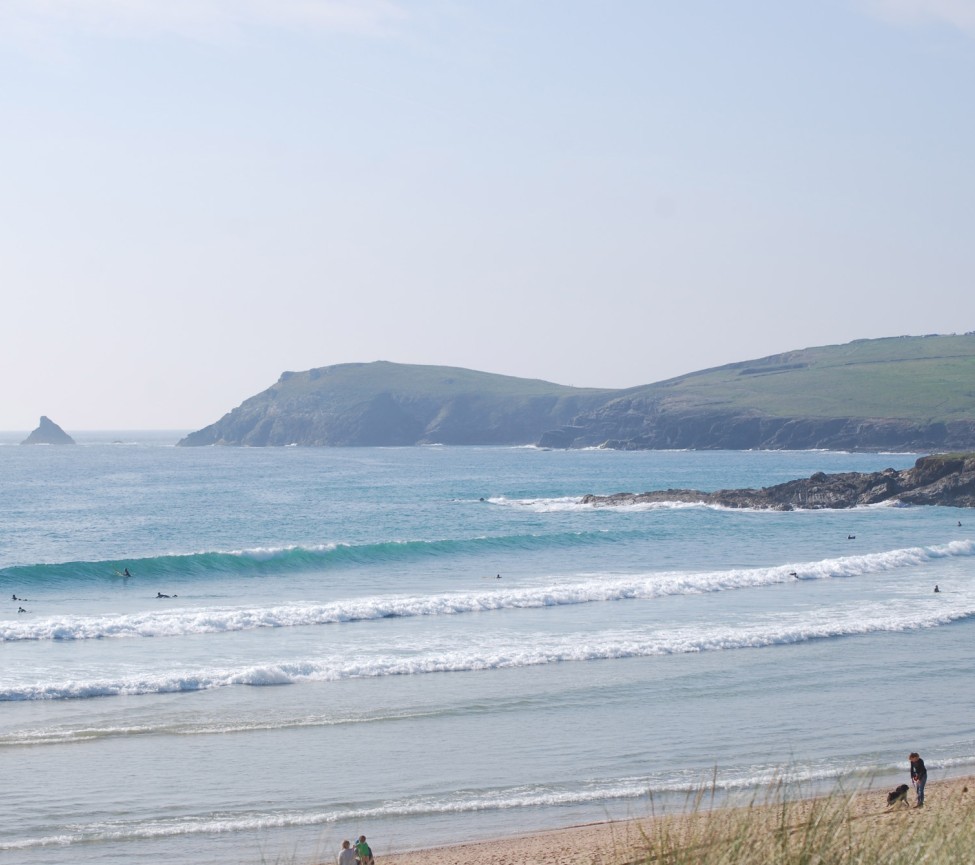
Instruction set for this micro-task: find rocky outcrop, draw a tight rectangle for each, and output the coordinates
[579,453,975,510]
[21,416,76,445]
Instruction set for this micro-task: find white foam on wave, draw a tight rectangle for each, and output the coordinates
[0,770,796,853]
[500,490,942,513]
[5,593,974,701]
[227,542,340,559]
[489,495,708,513]
[0,806,353,851]
[3,539,972,644]
[2,753,950,855]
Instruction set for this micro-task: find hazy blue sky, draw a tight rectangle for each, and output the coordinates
[2,0,974,431]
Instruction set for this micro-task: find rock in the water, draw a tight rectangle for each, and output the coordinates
[21,416,76,445]
[579,453,975,510]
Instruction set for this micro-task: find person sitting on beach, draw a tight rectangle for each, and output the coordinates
[337,839,357,865]
[355,835,374,865]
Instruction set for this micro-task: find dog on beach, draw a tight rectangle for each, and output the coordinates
[886,783,910,807]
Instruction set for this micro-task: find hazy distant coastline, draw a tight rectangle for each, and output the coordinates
[178,334,975,451]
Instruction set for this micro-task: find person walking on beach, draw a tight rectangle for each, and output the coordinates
[337,839,357,865]
[355,835,374,865]
[909,752,927,807]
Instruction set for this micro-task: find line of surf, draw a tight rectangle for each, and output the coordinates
[1,752,962,855]
[3,540,972,643]
[5,599,975,701]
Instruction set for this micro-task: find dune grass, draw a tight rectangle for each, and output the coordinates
[310,777,974,865]
[626,779,972,865]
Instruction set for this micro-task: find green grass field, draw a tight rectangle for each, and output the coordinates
[630,334,975,422]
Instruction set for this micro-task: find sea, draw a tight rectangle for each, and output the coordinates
[2,434,973,865]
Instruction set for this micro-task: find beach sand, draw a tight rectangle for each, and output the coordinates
[355,776,973,865]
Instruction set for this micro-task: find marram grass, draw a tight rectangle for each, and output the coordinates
[627,779,973,865]
[282,777,973,865]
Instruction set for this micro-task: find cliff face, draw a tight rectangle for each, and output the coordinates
[580,453,975,510]
[178,336,975,450]
[21,416,76,445]
[180,393,598,447]
[539,405,975,452]
[178,363,613,447]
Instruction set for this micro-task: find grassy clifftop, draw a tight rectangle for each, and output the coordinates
[179,335,975,449]
[629,334,975,421]
[272,361,611,401]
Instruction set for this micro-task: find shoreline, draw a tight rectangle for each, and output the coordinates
[356,774,974,865]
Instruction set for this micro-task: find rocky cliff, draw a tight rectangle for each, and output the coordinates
[179,362,614,447]
[20,416,76,445]
[179,335,975,450]
[538,402,975,452]
[580,453,975,510]
[537,334,975,452]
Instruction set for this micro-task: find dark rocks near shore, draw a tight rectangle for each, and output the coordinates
[21,416,76,445]
[580,453,975,510]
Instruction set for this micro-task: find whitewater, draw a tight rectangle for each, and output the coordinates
[2,435,973,865]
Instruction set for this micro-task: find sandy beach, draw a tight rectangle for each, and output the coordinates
[363,775,974,865]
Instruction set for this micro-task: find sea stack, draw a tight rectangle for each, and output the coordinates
[21,416,76,445]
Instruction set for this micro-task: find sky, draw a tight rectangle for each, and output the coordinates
[2,0,974,431]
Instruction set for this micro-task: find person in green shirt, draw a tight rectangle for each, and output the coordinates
[354,835,374,865]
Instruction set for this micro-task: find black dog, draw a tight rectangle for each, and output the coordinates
[886,783,910,807]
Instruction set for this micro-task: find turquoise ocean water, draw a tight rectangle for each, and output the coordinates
[1,435,973,865]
